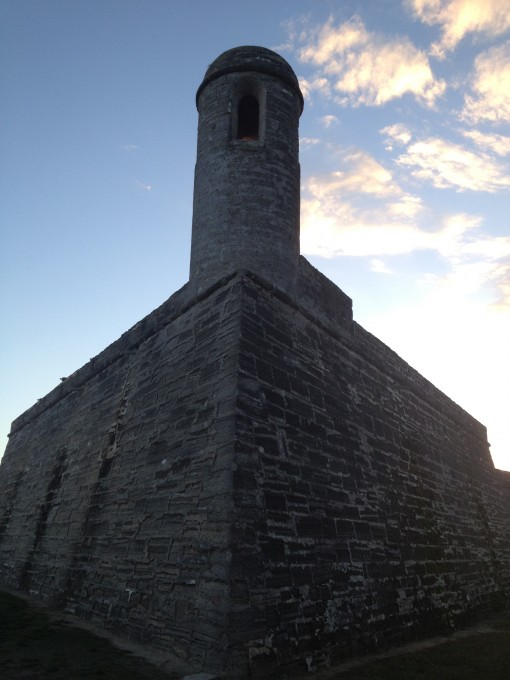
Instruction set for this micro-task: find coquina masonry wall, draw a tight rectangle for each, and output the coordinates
[228,271,510,679]
[0,278,243,672]
[1,268,509,680]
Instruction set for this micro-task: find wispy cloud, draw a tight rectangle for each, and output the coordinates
[407,0,510,58]
[301,180,427,259]
[119,143,139,153]
[307,151,402,198]
[301,168,510,307]
[371,258,393,274]
[381,124,413,150]
[320,114,338,127]
[291,16,446,108]
[135,180,152,192]
[395,137,510,192]
[300,154,426,258]
[386,194,423,219]
[461,129,510,156]
[298,76,331,101]
[461,40,510,124]
[300,137,321,149]
[301,197,428,258]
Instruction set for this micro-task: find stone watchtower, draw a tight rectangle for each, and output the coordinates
[190,46,303,295]
[1,46,509,680]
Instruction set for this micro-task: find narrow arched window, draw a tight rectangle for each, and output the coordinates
[237,95,259,140]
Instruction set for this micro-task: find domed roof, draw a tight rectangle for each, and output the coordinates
[196,46,303,111]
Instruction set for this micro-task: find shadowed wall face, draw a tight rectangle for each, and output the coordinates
[228,276,510,678]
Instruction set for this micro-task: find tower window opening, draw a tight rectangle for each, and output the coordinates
[237,95,259,140]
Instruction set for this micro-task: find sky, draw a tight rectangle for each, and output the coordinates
[1,0,509,470]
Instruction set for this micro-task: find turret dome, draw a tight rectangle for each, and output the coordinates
[196,45,303,111]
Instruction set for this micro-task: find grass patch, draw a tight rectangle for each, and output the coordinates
[0,591,177,679]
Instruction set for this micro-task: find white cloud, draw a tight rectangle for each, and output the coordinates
[435,259,510,303]
[371,258,393,274]
[320,115,338,128]
[301,170,510,306]
[293,16,446,107]
[408,0,510,57]
[381,124,413,150]
[298,16,368,65]
[300,137,321,149]
[135,180,152,192]
[396,137,510,191]
[307,151,402,198]
[298,75,331,100]
[431,212,482,259]
[461,129,510,156]
[386,194,424,219]
[462,41,510,124]
[301,198,429,257]
[300,150,426,257]
[301,165,427,259]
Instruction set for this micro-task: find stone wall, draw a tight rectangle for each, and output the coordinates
[229,272,510,678]
[1,267,509,679]
[0,276,243,672]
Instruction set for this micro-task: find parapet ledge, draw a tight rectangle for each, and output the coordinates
[295,256,353,333]
[497,469,510,497]
[237,259,354,343]
[353,320,491,457]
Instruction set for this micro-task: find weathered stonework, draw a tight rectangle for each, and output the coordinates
[190,46,302,296]
[0,278,240,670]
[228,272,510,677]
[1,46,509,679]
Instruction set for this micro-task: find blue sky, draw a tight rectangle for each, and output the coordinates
[1,0,509,470]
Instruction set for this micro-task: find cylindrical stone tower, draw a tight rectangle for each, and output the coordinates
[189,46,304,294]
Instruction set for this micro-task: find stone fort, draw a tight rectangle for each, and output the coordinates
[1,46,509,679]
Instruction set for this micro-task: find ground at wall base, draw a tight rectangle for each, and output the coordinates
[2,587,510,680]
